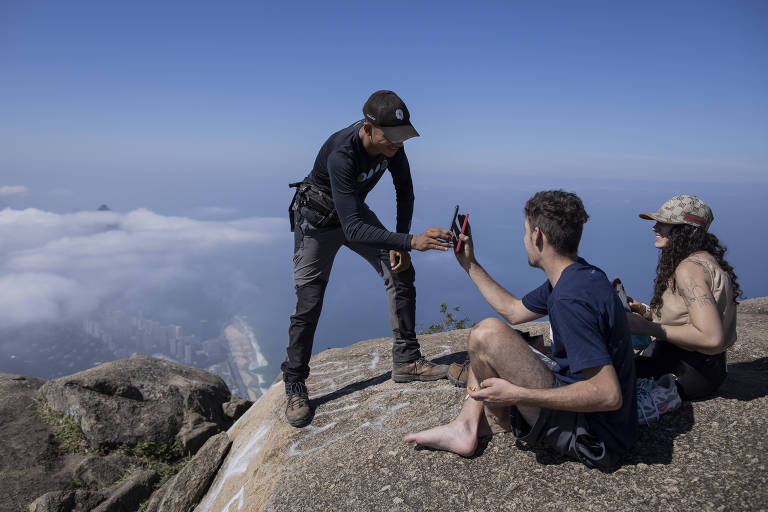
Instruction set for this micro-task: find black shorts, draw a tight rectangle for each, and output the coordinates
[635,340,726,400]
[510,379,617,469]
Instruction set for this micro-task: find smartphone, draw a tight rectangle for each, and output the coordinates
[450,205,469,253]
[612,278,630,310]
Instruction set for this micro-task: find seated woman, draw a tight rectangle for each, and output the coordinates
[627,194,741,400]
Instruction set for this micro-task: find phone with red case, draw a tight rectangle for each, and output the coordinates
[450,205,469,254]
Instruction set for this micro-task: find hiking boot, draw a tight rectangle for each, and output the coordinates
[392,357,448,383]
[447,360,469,388]
[285,381,312,427]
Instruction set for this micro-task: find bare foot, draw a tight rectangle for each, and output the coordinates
[404,420,478,457]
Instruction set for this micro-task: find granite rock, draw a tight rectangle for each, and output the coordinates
[39,354,230,449]
[146,432,231,512]
[195,299,768,511]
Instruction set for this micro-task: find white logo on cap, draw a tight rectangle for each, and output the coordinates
[395,109,404,120]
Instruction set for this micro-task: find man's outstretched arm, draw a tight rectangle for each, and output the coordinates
[453,224,542,325]
[329,153,452,252]
[470,364,623,413]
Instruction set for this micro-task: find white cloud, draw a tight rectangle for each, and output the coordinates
[0,207,288,329]
[0,186,28,197]
[196,206,239,218]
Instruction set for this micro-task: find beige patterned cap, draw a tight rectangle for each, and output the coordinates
[639,194,713,231]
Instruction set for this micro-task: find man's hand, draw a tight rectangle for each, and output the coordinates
[389,250,411,273]
[468,377,526,406]
[453,214,475,270]
[410,227,453,252]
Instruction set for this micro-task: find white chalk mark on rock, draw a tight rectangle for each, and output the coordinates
[221,487,244,512]
[369,350,380,370]
[313,403,360,418]
[196,421,271,512]
[288,386,454,457]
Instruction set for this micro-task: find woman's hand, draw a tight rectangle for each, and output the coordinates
[627,297,650,318]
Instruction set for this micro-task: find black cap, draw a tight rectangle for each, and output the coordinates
[362,90,420,143]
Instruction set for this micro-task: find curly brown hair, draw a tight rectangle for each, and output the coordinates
[524,190,589,256]
[650,224,742,312]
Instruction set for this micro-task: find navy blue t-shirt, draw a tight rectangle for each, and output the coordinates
[522,258,637,457]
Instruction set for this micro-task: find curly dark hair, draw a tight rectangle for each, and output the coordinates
[650,224,742,312]
[524,190,589,256]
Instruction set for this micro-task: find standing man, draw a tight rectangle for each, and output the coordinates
[284,90,454,427]
[405,191,637,469]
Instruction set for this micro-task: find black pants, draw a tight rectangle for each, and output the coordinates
[635,340,727,400]
[282,207,421,384]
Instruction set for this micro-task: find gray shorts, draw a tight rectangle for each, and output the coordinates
[510,378,616,469]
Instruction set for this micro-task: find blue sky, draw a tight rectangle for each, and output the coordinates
[1,0,767,216]
[1,1,767,376]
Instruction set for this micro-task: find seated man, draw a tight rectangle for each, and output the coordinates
[404,190,637,469]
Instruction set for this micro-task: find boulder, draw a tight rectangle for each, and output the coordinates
[146,432,232,512]
[0,374,88,512]
[178,412,221,454]
[73,453,141,489]
[92,469,159,512]
[194,299,768,511]
[222,396,252,421]
[40,354,231,449]
[28,490,104,512]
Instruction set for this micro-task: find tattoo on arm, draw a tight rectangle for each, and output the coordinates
[679,277,716,307]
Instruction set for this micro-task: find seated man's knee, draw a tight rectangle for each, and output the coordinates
[469,317,508,355]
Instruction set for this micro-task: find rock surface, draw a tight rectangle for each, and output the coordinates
[39,354,231,449]
[223,396,253,421]
[0,354,248,512]
[91,468,159,512]
[28,490,105,512]
[146,432,232,512]
[0,374,85,512]
[74,454,139,489]
[195,298,768,511]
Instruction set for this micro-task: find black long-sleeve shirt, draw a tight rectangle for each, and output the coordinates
[304,120,414,251]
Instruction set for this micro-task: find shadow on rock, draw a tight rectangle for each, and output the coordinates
[311,372,393,409]
[625,401,695,466]
[412,434,491,459]
[715,357,768,401]
[310,351,469,409]
[512,402,695,471]
[432,351,469,366]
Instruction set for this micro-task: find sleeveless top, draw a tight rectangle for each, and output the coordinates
[652,252,737,351]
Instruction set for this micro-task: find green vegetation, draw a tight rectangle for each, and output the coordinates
[33,396,89,454]
[30,396,197,506]
[421,303,474,334]
[134,439,184,463]
[128,438,190,487]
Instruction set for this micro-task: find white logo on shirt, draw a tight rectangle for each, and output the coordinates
[356,162,386,183]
